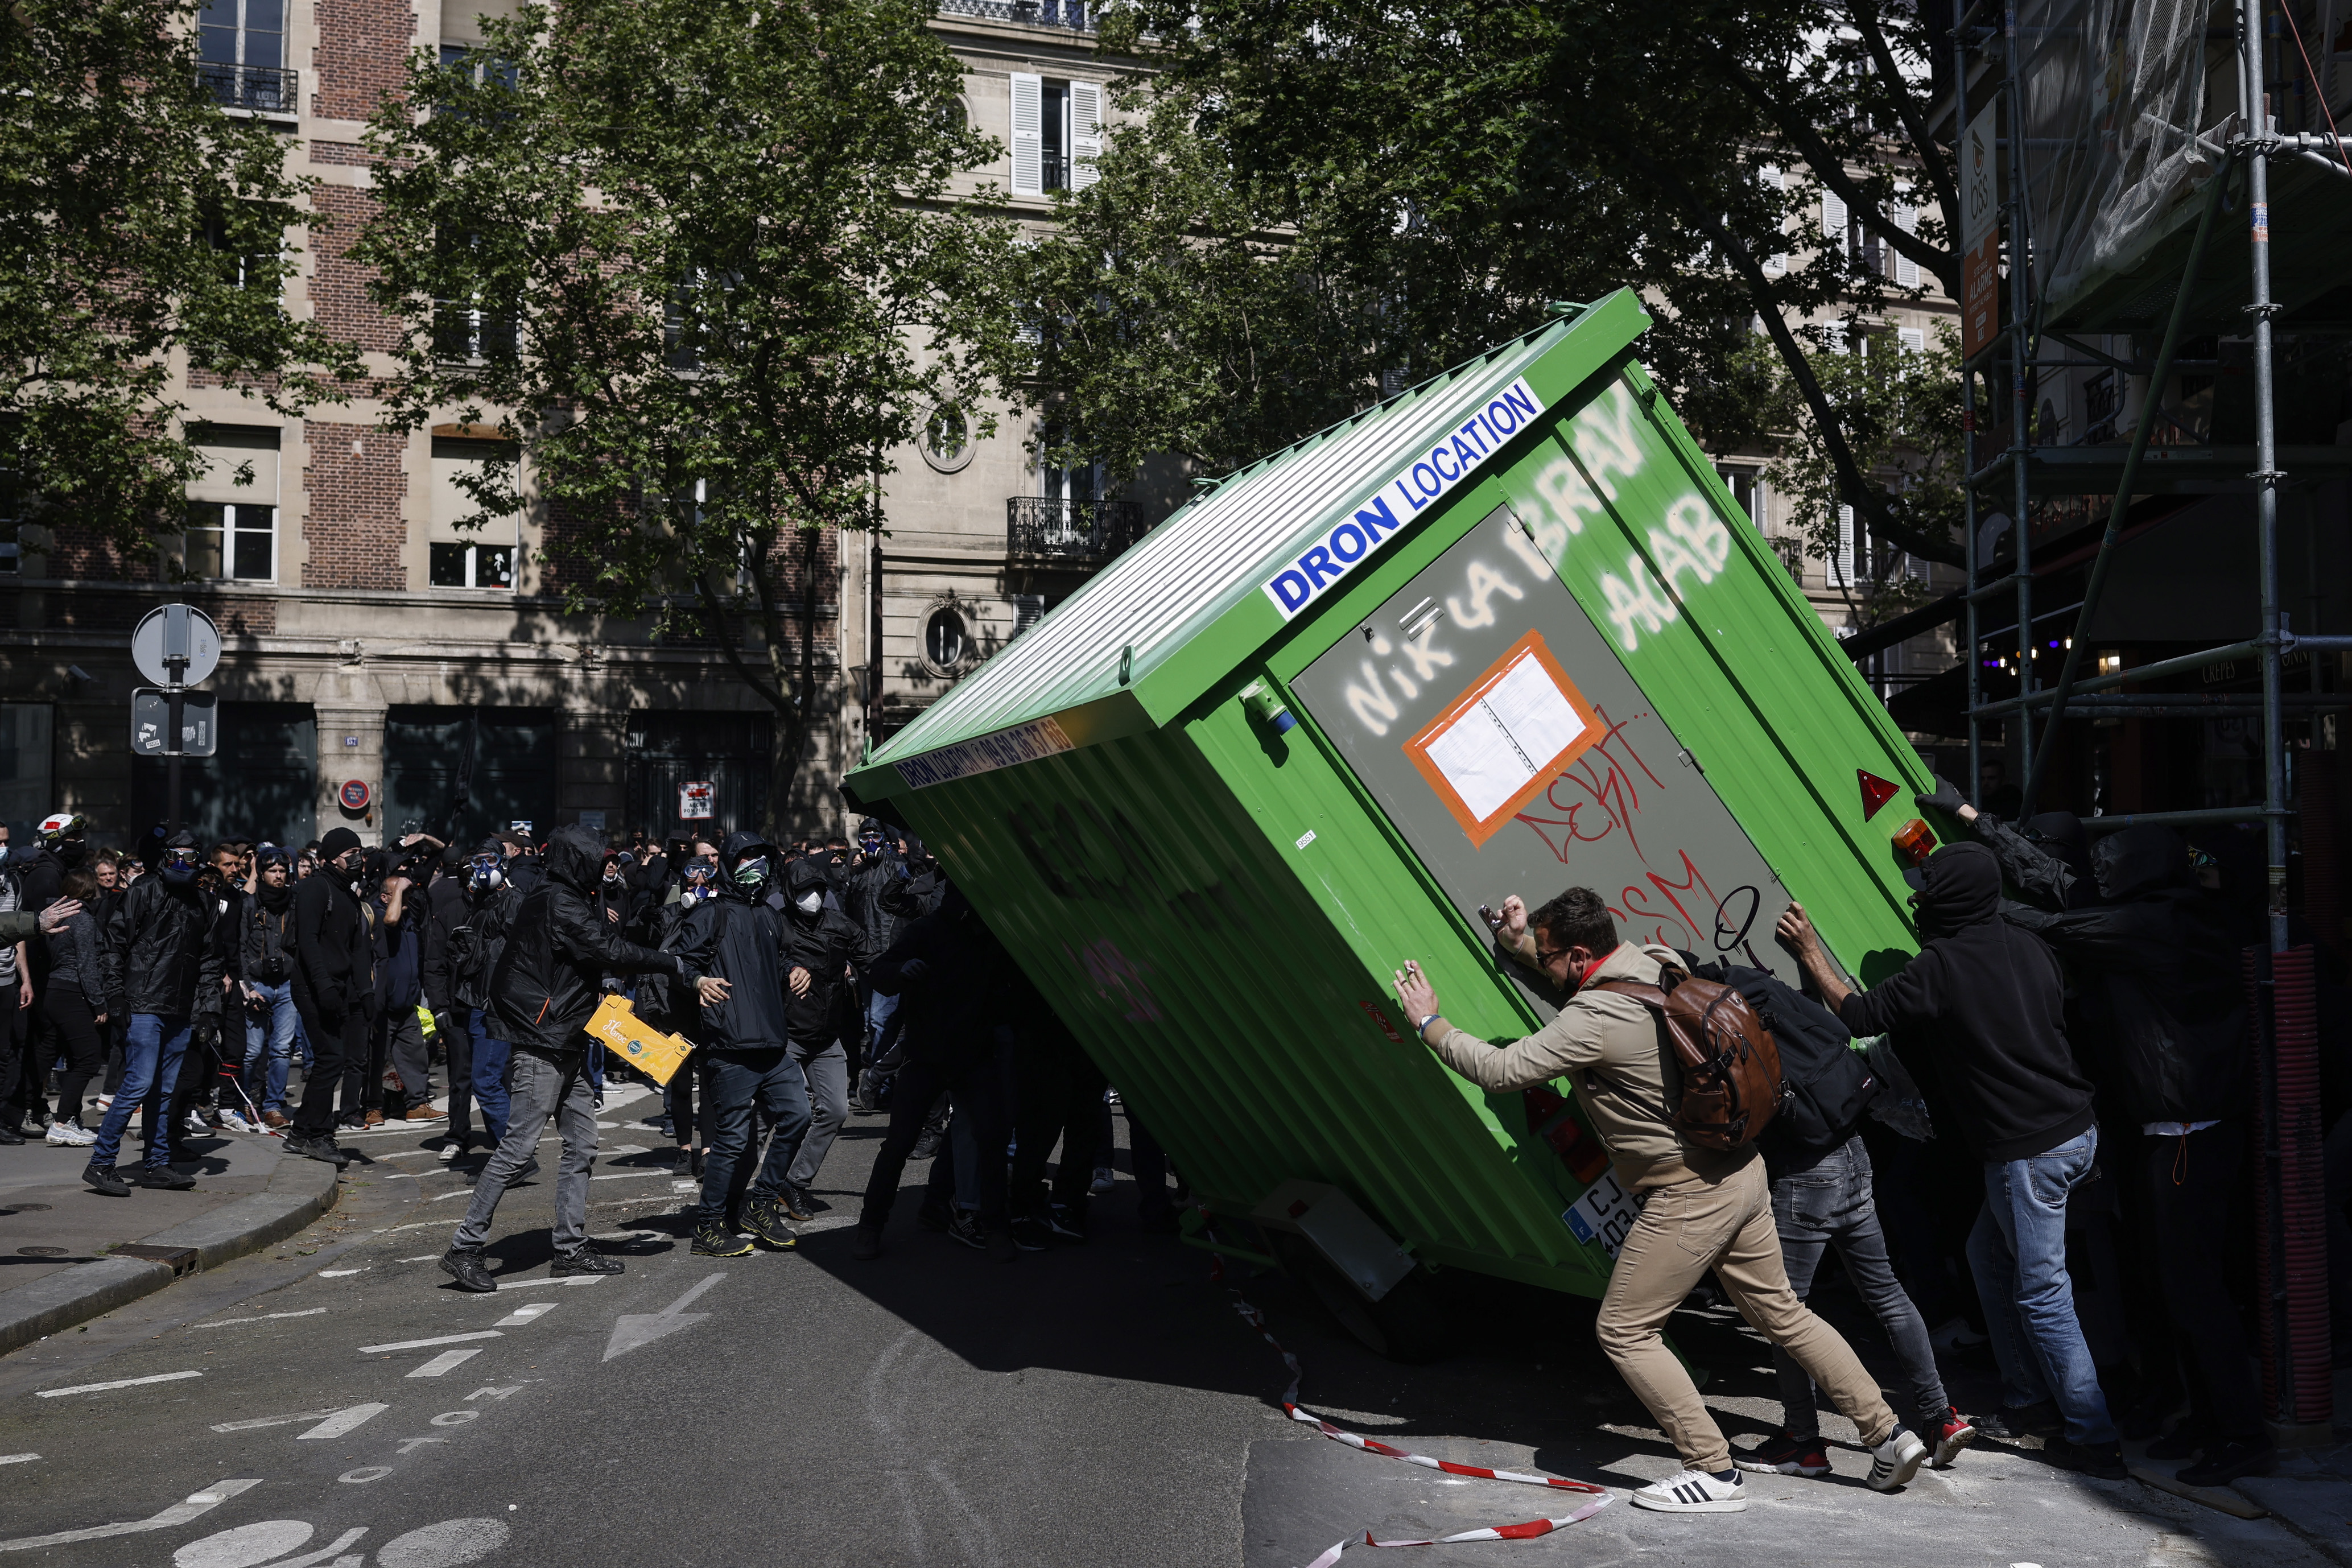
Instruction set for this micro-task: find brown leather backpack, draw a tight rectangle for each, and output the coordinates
[1590,964,1784,1150]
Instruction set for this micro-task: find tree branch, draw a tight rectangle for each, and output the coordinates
[693,567,794,716]
[1620,143,1964,567]
[1708,46,1957,295]
[1848,1,1962,233]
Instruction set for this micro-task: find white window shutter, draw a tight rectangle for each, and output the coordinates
[1820,188,1848,251]
[1069,80,1101,191]
[1757,164,1786,274]
[1893,202,1920,287]
[1899,326,1926,353]
[1009,73,1042,197]
[1835,504,1856,587]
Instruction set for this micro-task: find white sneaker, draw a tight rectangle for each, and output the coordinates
[1631,1468,1746,1513]
[1866,1427,1928,1492]
[438,1142,459,1161]
[184,1113,213,1137]
[44,1122,94,1147]
[94,1095,113,1111]
[218,1109,255,1134]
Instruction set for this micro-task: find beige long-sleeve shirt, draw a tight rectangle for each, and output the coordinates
[1425,942,1753,1191]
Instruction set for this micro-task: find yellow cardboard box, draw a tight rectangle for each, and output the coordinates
[586,993,694,1087]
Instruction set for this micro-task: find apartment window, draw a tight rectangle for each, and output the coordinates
[198,0,292,112]
[430,436,518,589]
[184,425,282,581]
[924,607,969,671]
[1715,465,1764,529]
[432,232,518,364]
[1009,75,1100,197]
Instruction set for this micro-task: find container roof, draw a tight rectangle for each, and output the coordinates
[853,290,1648,799]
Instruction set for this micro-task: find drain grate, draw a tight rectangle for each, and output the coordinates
[15,1247,66,1257]
[109,1244,200,1276]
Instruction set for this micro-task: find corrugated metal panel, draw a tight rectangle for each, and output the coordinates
[868,297,1645,769]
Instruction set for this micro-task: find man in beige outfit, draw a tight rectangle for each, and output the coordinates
[1393,886,1926,1513]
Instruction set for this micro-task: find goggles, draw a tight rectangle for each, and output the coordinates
[683,858,719,881]
[161,847,203,870]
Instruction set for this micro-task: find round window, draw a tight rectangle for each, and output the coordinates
[924,607,969,671]
[921,405,973,473]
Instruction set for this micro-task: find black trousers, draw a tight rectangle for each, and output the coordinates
[1011,1045,1105,1219]
[440,1012,476,1144]
[291,992,364,1140]
[0,998,25,1130]
[2143,1122,2264,1439]
[861,1058,1010,1232]
[38,989,106,1128]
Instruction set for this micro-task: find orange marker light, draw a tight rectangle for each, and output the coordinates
[1892,818,1937,866]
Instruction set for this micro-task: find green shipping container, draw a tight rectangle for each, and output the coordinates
[844,291,1936,1324]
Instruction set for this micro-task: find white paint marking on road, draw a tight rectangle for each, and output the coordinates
[671,1179,698,1194]
[430,1190,473,1202]
[359,1331,502,1355]
[429,1410,480,1427]
[603,1272,725,1362]
[34,1371,201,1398]
[797,1215,860,1233]
[199,1309,328,1328]
[493,1302,557,1327]
[209,1406,344,1433]
[589,1170,668,1182]
[407,1348,483,1379]
[317,1268,366,1277]
[464,1386,522,1401]
[167,1516,312,1567]
[225,1524,365,1568]
[490,1274,606,1291]
[396,1254,441,1263]
[338,1467,393,1483]
[0,1455,36,1467]
[374,1517,511,1567]
[603,1144,649,1155]
[297,1403,390,1441]
[397,1438,446,1455]
[0,1478,259,1551]
[381,1171,419,1181]
[600,1082,654,1109]
[588,1229,659,1243]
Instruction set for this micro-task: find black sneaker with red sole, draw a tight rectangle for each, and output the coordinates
[1733,1430,1831,1477]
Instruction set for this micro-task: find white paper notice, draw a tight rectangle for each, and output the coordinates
[1422,650,1589,821]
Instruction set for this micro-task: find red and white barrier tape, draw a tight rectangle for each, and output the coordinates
[1223,1289,1611,1565]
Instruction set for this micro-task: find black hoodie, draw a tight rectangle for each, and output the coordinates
[664,837,791,1053]
[488,824,688,1058]
[1837,841,2095,1161]
[2000,825,2247,1126]
[782,857,864,1042]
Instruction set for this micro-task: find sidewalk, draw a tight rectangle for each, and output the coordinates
[0,1119,340,1355]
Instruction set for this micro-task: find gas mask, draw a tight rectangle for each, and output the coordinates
[159,848,201,888]
[794,889,823,915]
[467,857,505,893]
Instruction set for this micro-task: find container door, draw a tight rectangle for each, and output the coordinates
[1290,503,1801,989]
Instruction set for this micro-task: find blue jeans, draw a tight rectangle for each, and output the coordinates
[469,1010,511,1142]
[696,1047,812,1223]
[241,983,300,1114]
[866,991,902,1066]
[1967,1127,2118,1445]
[92,1014,191,1170]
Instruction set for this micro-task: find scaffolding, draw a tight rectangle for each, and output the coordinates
[1954,0,2349,1433]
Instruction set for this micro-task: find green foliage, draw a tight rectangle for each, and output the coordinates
[358,0,1022,772]
[0,0,355,563]
[1038,0,1960,563]
[1755,322,1966,625]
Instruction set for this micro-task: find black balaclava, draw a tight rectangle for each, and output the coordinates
[1909,841,2002,939]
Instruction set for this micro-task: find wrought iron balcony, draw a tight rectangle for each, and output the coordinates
[199,63,299,114]
[1007,497,1146,564]
[935,0,1094,30]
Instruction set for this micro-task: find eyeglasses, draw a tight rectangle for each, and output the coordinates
[1535,943,1570,965]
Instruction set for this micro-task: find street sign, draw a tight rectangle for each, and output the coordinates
[678,781,714,820]
[339,779,372,811]
[130,604,222,688]
[131,688,217,757]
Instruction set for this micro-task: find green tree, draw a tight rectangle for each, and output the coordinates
[358,0,1021,827]
[0,0,355,564]
[1035,0,1962,564]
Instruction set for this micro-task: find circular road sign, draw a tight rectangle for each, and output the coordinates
[130,604,222,688]
[339,779,373,812]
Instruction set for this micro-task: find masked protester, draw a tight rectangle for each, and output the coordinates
[647,845,720,1177]
[765,856,863,1218]
[236,847,304,1128]
[285,827,372,1167]
[85,832,224,1194]
[423,841,524,1162]
[20,812,88,913]
[1779,844,2122,1479]
[662,832,811,1257]
[441,825,708,1291]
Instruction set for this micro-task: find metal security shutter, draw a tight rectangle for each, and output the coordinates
[131,702,314,847]
[1009,73,1042,196]
[623,711,773,840]
[382,707,556,844]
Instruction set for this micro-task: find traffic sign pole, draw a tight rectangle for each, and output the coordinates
[131,603,221,840]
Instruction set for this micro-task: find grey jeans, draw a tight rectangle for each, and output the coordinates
[454,1048,597,1253]
[783,1039,849,1189]
[1770,1133,1949,1434]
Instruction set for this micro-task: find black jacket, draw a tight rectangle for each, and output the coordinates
[665,883,790,1051]
[783,861,865,1043]
[847,857,939,970]
[1997,824,2248,1126]
[868,893,1012,1071]
[1837,841,2095,1162]
[239,884,298,986]
[424,876,521,1014]
[489,825,686,1057]
[100,872,225,1020]
[292,870,373,1024]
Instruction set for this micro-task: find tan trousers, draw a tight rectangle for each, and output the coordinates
[1596,1155,1897,1472]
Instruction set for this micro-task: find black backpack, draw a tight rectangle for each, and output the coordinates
[1684,955,1879,1150]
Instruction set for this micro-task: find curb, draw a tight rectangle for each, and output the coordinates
[0,1150,342,1359]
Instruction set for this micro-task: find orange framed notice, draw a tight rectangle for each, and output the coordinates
[1402,629,1603,847]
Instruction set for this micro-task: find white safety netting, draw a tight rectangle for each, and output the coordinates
[2016,0,2226,316]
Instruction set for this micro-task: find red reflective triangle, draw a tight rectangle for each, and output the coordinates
[1858,769,1901,820]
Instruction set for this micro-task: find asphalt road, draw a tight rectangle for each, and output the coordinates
[0,1079,2332,1568]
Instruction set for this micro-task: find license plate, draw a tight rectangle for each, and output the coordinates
[1562,1170,1649,1258]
